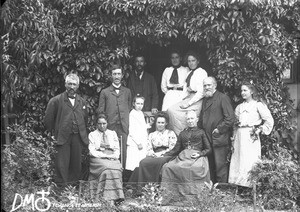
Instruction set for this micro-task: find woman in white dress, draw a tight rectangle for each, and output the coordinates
[228,82,274,188]
[167,51,208,135]
[126,95,151,171]
[161,50,189,111]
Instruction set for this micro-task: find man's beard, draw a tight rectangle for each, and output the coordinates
[204,90,214,97]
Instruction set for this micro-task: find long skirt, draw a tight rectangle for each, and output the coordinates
[228,127,261,187]
[167,93,202,135]
[161,149,210,204]
[162,90,186,111]
[89,158,124,201]
[128,156,173,190]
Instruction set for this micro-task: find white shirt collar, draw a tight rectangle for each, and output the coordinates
[112,83,121,88]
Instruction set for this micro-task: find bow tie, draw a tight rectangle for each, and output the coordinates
[68,95,76,99]
[113,86,120,90]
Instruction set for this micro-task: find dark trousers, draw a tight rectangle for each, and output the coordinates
[112,124,128,168]
[55,134,83,186]
[208,145,229,183]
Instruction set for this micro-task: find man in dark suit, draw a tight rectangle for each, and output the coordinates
[127,55,159,114]
[44,73,89,186]
[198,76,235,183]
[97,64,132,168]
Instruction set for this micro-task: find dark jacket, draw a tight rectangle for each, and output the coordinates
[198,90,235,147]
[127,71,159,111]
[97,85,132,134]
[44,92,89,145]
[164,127,211,157]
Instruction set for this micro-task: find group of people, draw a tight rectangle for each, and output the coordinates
[44,50,274,205]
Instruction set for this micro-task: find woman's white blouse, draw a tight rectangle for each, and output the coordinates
[183,67,208,106]
[146,129,177,155]
[235,101,274,135]
[88,129,120,159]
[161,66,189,94]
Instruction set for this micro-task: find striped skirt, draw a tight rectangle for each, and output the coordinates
[89,157,124,201]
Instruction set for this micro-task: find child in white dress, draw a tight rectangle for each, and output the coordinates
[126,95,151,171]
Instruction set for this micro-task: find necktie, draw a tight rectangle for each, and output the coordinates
[169,67,179,84]
[136,71,142,79]
[186,69,196,88]
[102,132,109,147]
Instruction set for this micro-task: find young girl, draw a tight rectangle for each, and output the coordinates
[228,82,274,188]
[126,95,150,171]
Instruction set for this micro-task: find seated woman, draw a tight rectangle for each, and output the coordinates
[128,112,177,190]
[88,113,124,205]
[161,110,211,204]
[161,50,189,111]
[167,51,208,135]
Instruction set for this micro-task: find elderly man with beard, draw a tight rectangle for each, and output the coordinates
[198,77,234,183]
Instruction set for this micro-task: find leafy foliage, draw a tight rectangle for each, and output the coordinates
[249,147,300,210]
[130,182,238,211]
[2,124,56,210]
[2,124,55,187]
[1,0,299,156]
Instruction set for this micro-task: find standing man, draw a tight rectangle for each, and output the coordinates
[127,55,159,114]
[44,73,89,186]
[198,77,234,183]
[97,64,132,168]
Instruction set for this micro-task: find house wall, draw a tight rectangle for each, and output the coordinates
[287,83,300,153]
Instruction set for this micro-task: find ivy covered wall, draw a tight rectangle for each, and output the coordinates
[1,0,299,158]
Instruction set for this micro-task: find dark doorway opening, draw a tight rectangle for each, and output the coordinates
[134,38,213,110]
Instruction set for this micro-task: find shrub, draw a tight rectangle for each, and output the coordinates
[249,147,300,210]
[2,124,56,210]
[130,182,238,212]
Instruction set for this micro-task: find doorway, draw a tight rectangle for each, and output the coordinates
[137,39,212,110]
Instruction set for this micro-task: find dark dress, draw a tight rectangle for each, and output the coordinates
[161,127,211,204]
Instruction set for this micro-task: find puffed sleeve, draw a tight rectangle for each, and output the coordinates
[154,130,177,156]
[187,68,208,106]
[146,132,155,156]
[257,102,274,135]
[88,131,103,158]
[161,68,169,94]
[199,130,212,156]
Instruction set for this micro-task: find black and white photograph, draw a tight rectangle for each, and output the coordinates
[1,0,299,211]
